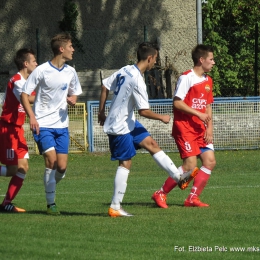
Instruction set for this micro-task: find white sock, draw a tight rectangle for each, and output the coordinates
[110,166,129,210]
[0,165,7,176]
[43,168,56,205]
[16,172,26,179]
[153,151,180,182]
[178,166,184,175]
[55,170,66,184]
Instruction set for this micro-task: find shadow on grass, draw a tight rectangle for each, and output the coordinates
[26,210,108,217]
[102,202,184,207]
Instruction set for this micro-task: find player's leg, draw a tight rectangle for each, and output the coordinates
[1,160,27,212]
[55,153,67,184]
[43,149,59,214]
[55,128,69,185]
[151,166,182,209]
[43,128,69,215]
[139,134,198,188]
[133,120,181,182]
[151,134,199,208]
[184,148,216,207]
[0,125,28,213]
[107,134,134,217]
[34,128,60,214]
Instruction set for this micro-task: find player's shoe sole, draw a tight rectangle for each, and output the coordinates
[151,190,168,208]
[0,203,26,213]
[184,197,209,207]
[108,207,133,217]
[47,204,60,215]
[178,167,199,190]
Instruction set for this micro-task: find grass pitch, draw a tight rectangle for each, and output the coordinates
[0,150,259,260]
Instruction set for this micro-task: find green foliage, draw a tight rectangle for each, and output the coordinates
[202,0,260,96]
[59,0,84,53]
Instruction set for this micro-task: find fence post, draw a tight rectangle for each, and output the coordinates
[254,23,259,96]
[144,25,148,42]
[36,28,40,64]
[144,25,149,90]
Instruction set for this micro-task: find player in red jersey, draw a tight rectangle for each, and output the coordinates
[0,48,37,212]
[152,44,216,208]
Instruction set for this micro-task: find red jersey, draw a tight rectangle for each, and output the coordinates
[172,69,213,136]
[0,73,26,126]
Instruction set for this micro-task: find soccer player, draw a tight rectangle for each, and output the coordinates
[98,42,198,217]
[152,44,216,208]
[21,33,82,215]
[0,48,37,212]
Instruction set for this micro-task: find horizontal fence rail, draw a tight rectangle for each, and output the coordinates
[87,97,260,153]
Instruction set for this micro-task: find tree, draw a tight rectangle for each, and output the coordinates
[202,0,260,96]
[59,0,84,53]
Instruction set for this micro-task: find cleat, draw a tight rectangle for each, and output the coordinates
[108,207,133,217]
[0,203,26,213]
[178,167,199,190]
[151,190,168,208]
[184,197,209,207]
[47,204,60,215]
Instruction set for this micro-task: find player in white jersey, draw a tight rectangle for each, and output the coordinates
[21,33,82,215]
[98,42,198,217]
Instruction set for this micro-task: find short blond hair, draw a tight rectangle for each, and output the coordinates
[50,33,72,55]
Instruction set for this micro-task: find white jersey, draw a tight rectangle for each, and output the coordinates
[23,61,82,128]
[103,64,149,135]
[12,72,26,101]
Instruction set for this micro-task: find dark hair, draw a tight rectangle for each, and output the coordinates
[137,42,159,62]
[192,44,214,65]
[14,48,35,70]
[51,32,72,55]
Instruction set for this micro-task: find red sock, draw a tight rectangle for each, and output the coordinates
[2,175,24,206]
[162,177,178,193]
[187,166,211,200]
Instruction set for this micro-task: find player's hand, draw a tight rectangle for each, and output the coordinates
[98,112,106,126]
[204,129,213,144]
[197,112,211,124]
[160,114,171,124]
[29,117,40,135]
[67,96,77,106]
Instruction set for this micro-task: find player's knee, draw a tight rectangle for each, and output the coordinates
[18,166,28,174]
[57,166,67,174]
[142,137,160,150]
[45,159,57,170]
[205,158,216,170]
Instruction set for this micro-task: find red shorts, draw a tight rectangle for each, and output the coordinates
[0,120,28,165]
[173,131,206,159]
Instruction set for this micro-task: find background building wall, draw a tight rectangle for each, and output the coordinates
[0,0,197,100]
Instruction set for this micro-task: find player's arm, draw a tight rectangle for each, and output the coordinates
[173,97,211,124]
[67,95,77,106]
[14,81,35,104]
[204,104,213,144]
[98,85,109,126]
[27,90,37,104]
[28,94,35,104]
[138,109,170,124]
[21,92,39,134]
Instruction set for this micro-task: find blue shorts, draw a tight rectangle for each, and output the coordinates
[200,146,213,154]
[33,127,69,154]
[108,120,150,161]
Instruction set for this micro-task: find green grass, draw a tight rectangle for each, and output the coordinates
[0,150,260,260]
